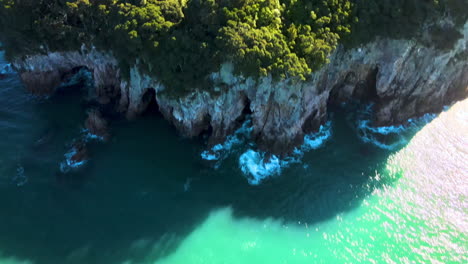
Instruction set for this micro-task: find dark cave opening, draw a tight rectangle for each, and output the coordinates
[199,120,214,141]
[327,67,380,113]
[141,88,162,117]
[236,95,253,126]
[356,66,379,103]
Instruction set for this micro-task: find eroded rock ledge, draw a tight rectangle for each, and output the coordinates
[12,23,468,155]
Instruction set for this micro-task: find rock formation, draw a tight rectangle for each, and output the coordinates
[11,23,468,155]
[85,109,110,141]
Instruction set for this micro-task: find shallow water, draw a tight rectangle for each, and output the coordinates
[156,100,468,264]
[0,52,466,264]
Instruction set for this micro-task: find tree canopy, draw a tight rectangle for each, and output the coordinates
[0,0,465,94]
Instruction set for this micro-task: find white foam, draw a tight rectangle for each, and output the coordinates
[238,122,332,185]
[201,119,253,166]
[356,105,437,150]
[239,150,282,185]
[200,151,219,161]
[301,121,332,151]
[59,147,87,173]
[81,128,105,142]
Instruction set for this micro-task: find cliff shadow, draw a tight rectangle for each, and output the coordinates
[0,67,440,264]
[225,108,403,223]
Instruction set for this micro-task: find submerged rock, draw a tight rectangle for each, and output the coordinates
[59,141,89,174]
[11,23,468,155]
[85,109,110,141]
[69,141,88,167]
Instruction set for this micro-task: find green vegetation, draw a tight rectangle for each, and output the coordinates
[0,0,466,94]
[347,0,467,48]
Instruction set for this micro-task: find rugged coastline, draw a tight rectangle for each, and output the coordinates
[11,22,468,155]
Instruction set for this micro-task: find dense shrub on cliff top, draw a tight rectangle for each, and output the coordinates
[347,0,466,48]
[0,0,465,94]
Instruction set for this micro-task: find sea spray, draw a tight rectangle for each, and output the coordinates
[81,128,106,142]
[59,125,107,173]
[356,104,437,150]
[204,102,436,185]
[59,146,87,173]
[239,150,283,185]
[239,122,332,185]
[201,118,253,167]
[299,121,333,152]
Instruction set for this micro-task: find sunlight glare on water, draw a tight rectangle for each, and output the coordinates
[146,99,468,264]
[0,50,466,264]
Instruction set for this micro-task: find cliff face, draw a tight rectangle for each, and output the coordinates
[12,23,468,155]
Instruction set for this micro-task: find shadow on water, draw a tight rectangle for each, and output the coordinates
[226,109,405,222]
[0,67,426,264]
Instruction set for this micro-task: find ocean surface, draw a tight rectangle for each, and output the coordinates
[0,51,467,264]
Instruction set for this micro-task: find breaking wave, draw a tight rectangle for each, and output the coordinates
[239,150,282,185]
[356,104,437,150]
[81,128,105,142]
[203,102,439,185]
[201,119,253,167]
[239,122,332,185]
[298,121,333,152]
[59,145,87,173]
[0,63,14,75]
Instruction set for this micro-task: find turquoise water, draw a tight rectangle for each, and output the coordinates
[0,52,466,264]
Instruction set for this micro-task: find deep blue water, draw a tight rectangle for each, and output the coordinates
[0,51,466,264]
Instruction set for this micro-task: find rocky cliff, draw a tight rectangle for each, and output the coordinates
[12,22,468,155]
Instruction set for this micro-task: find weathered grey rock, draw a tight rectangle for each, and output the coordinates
[12,47,123,108]
[11,23,468,155]
[20,70,61,95]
